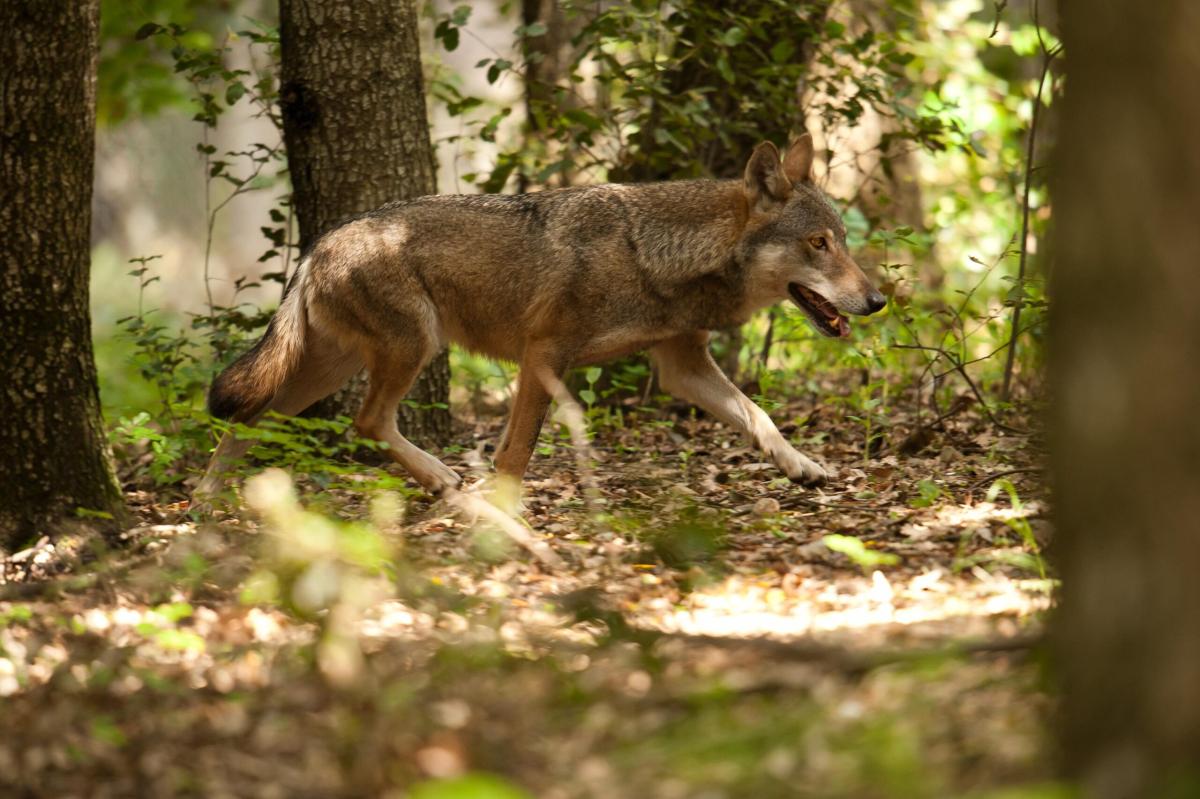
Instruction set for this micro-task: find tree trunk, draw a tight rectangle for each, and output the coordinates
[279,0,451,445]
[518,0,589,192]
[1052,1,1200,795]
[0,0,125,551]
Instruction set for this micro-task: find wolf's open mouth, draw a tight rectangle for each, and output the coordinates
[788,283,850,338]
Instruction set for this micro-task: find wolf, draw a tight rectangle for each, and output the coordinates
[196,135,885,500]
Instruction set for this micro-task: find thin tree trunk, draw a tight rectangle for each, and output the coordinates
[0,0,125,550]
[279,0,450,445]
[1052,1,1200,794]
[519,0,589,193]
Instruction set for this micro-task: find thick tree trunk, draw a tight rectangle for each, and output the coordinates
[1052,1,1200,795]
[279,0,451,445]
[0,0,125,550]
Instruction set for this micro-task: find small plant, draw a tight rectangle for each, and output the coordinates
[909,479,943,509]
[633,506,729,570]
[951,480,1047,578]
[241,469,401,686]
[986,478,1046,579]
[579,366,602,410]
[134,602,205,653]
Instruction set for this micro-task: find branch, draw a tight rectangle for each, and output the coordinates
[1001,0,1060,399]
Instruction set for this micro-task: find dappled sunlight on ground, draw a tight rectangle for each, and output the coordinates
[644,566,1048,643]
[1,399,1054,796]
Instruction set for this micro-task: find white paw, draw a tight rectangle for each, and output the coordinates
[774,448,828,487]
[416,457,463,496]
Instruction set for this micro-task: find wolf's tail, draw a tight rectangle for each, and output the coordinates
[207,259,310,422]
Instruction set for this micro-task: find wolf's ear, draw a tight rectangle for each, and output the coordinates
[782,134,815,185]
[744,141,791,211]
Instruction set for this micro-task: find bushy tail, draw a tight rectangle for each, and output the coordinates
[207,260,309,422]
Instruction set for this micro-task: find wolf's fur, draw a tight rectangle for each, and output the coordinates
[198,136,885,498]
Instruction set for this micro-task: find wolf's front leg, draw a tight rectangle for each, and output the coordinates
[651,332,828,486]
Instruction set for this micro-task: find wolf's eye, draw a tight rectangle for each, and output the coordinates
[809,236,828,250]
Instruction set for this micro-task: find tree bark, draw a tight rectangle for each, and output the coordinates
[1052,1,1200,795]
[0,0,125,550]
[518,0,589,192]
[279,0,450,445]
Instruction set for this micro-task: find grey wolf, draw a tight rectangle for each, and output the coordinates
[197,135,885,500]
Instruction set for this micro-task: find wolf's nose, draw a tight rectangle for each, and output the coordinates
[865,290,886,314]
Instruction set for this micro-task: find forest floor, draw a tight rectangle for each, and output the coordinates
[0,381,1056,799]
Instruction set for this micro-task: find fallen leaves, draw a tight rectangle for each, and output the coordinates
[0,390,1053,797]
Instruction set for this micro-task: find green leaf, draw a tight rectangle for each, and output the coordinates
[75,507,115,520]
[410,773,532,799]
[822,535,900,570]
[90,717,127,748]
[134,22,161,41]
[770,40,796,63]
[715,54,734,84]
[435,21,460,52]
[225,82,247,106]
[155,602,194,623]
[908,479,943,508]
[720,27,746,47]
[486,59,513,85]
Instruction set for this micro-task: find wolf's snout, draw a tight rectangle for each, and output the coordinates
[865,289,886,315]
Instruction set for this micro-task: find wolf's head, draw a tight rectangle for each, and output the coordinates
[737,135,885,338]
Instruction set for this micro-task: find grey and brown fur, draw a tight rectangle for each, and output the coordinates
[197,136,885,499]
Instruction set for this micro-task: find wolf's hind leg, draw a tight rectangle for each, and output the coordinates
[196,332,364,500]
[355,347,460,495]
[651,331,827,487]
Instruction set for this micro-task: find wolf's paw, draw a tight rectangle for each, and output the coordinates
[419,458,463,496]
[776,449,828,487]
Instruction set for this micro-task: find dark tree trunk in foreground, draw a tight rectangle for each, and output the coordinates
[279,0,450,445]
[1053,2,1200,795]
[0,0,125,550]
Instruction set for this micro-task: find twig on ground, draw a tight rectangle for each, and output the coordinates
[893,343,1030,435]
[778,495,898,513]
[965,466,1044,497]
